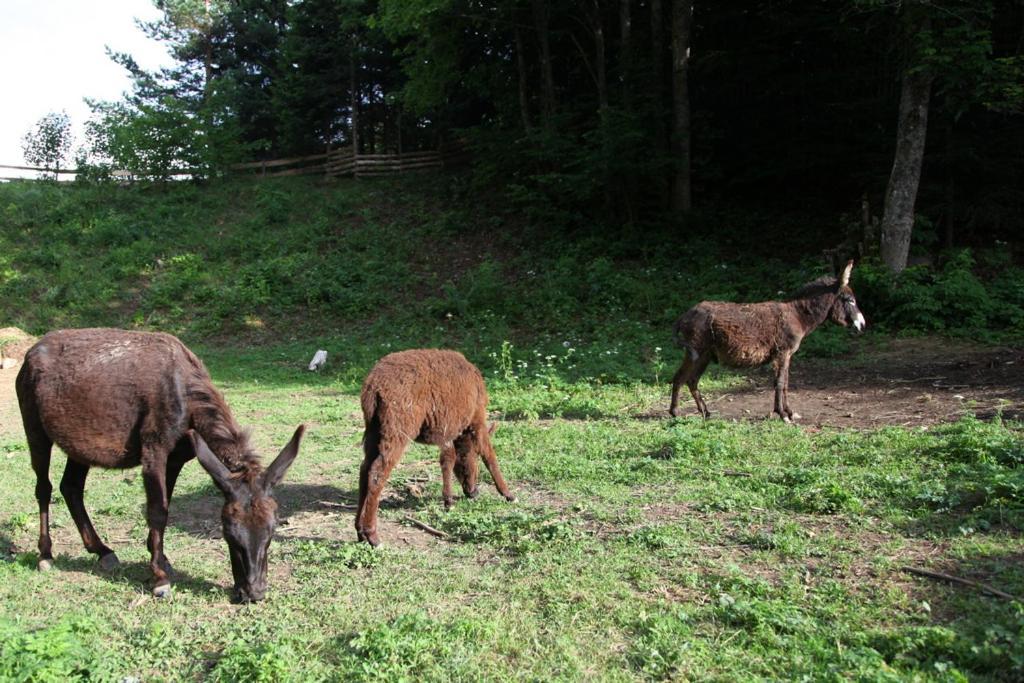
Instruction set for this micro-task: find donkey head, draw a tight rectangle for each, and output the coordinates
[830,260,866,332]
[189,425,305,604]
[453,422,498,499]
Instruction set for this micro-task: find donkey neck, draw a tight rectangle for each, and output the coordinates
[790,290,836,334]
[187,380,262,476]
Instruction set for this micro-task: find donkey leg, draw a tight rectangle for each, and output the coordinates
[440,445,457,509]
[356,434,406,547]
[27,431,54,571]
[59,460,118,570]
[781,359,800,421]
[773,354,794,421]
[688,354,713,419]
[154,438,193,577]
[355,423,380,542]
[668,352,694,417]
[141,452,173,597]
[479,444,514,502]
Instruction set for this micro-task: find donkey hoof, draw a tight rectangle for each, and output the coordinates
[37,559,53,572]
[152,583,172,599]
[668,408,680,418]
[790,412,802,421]
[782,415,792,424]
[358,530,380,547]
[443,497,455,510]
[504,494,516,503]
[98,552,120,572]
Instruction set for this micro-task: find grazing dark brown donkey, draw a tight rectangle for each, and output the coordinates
[15,328,304,602]
[669,260,865,421]
[356,349,514,546]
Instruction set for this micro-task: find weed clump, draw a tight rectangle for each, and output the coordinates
[334,612,488,681]
[0,617,110,682]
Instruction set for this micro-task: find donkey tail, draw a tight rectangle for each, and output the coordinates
[360,391,383,430]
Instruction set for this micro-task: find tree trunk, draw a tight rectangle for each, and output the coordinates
[620,0,631,102]
[533,0,556,127]
[670,0,693,214]
[943,122,955,249]
[514,24,532,131]
[593,1,608,113]
[649,0,668,206]
[880,61,933,273]
[350,41,360,156]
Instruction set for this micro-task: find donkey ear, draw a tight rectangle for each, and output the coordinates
[189,430,239,497]
[839,260,854,288]
[262,425,305,493]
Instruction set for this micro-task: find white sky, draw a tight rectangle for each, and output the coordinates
[0,0,173,177]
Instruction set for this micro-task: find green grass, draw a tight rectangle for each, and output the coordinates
[0,346,1022,681]
[0,176,1022,680]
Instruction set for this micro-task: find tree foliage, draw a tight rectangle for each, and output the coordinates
[22,111,73,180]
[81,0,1023,251]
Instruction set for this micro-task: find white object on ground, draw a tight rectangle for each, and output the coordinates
[308,349,328,371]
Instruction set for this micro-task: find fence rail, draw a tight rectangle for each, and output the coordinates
[0,143,467,183]
[0,164,78,175]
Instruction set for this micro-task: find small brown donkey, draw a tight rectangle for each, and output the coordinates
[16,328,304,602]
[356,349,515,546]
[669,260,865,421]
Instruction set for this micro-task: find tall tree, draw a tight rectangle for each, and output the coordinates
[22,111,73,180]
[670,0,693,213]
[533,0,556,127]
[880,6,933,273]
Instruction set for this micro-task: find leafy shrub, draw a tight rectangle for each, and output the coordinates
[432,507,577,555]
[286,540,382,575]
[0,617,110,682]
[779,468,864,514]
[931,415,1024,467]
[855,250,1024,334]
[334,612,488,682]
[209,640,303,683]
[713,594,811,637]
[868,626,968,680]
[627,610,696,680]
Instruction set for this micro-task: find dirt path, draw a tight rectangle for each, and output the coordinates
[666,337,1023,429]
[0,329,35,442]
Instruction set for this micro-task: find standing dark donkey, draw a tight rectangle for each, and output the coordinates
[15,328,304,602]
[669,260,865,421]
[356,349,514,546]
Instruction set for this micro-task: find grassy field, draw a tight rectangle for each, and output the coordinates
[0,176,1022,681]
[0,340,1022,682]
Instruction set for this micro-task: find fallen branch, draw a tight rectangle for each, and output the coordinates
[318,500,358,510]
[404,516,450,540]
[900,566,1020,601]
[722,470,753,478]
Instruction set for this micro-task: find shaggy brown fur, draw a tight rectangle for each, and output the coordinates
[669,261,865,421]
[15,328,304,602]
[356,349,514,546]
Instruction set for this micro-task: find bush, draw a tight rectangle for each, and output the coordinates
[334,612,488,681]
[627,610,697,680]
[0,617,110,682]
[210,640,303,683]
[855,250,1024,334]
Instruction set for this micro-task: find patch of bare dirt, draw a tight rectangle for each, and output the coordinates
[661,338,1024,429]
[0,328,35,441]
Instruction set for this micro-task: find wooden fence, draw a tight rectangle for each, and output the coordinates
[249,146,452,179]
[0,144,465,183]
